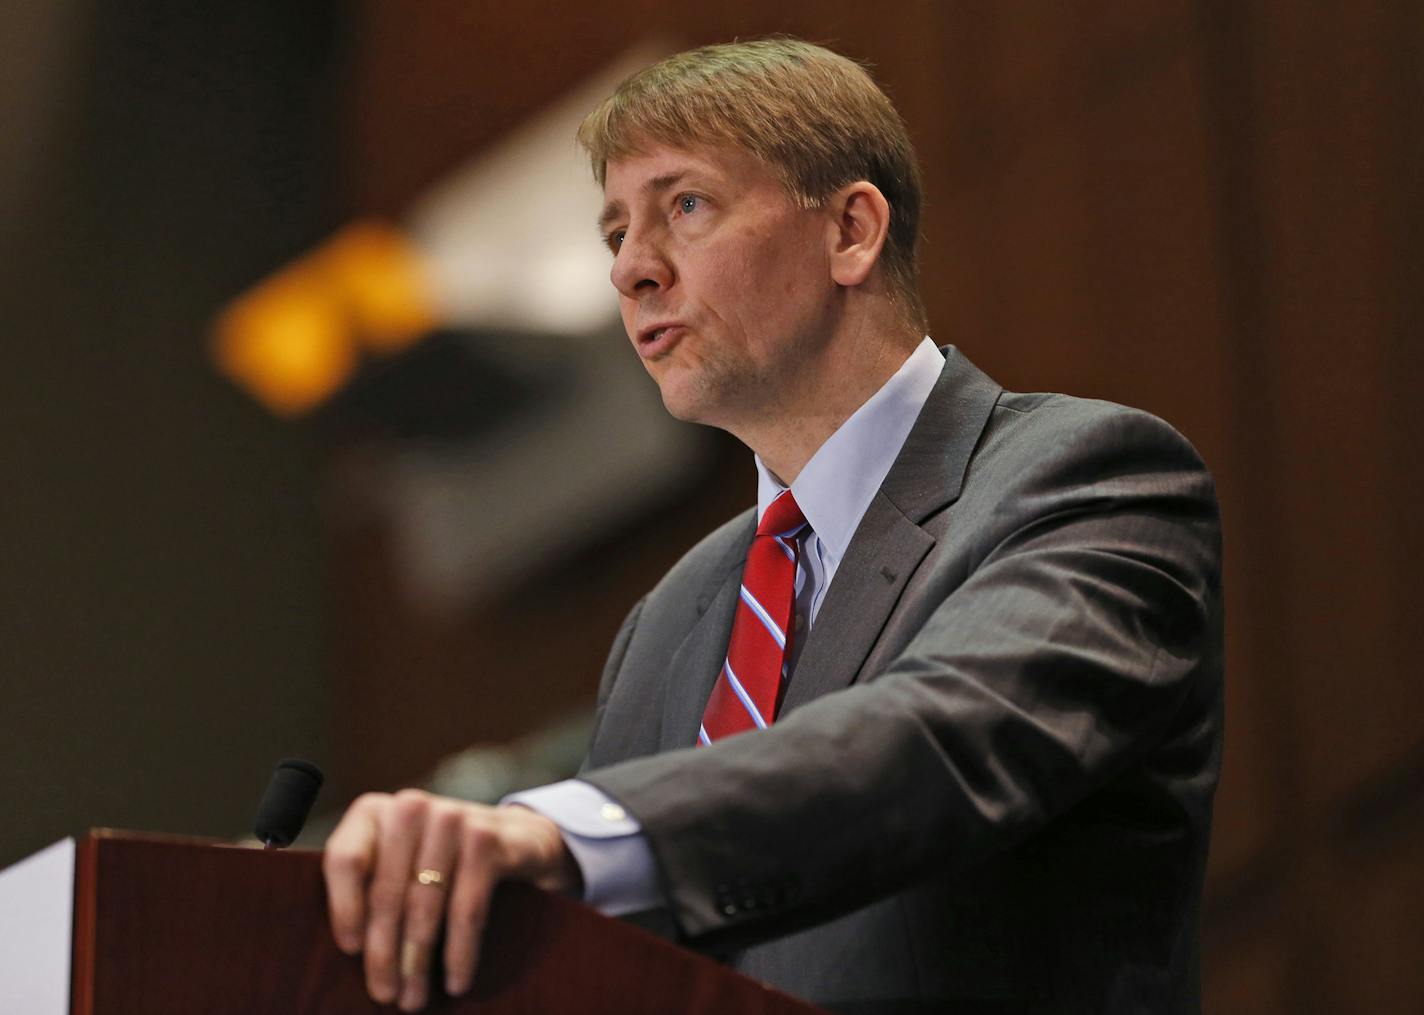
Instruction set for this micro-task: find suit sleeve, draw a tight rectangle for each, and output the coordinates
[582,404,1223,949]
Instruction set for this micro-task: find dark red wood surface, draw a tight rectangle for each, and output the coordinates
[69,829,826,1015]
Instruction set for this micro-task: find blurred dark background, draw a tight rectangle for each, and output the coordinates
[2,2,1421,1011]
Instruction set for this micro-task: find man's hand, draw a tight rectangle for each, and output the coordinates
[322,789,579,1012]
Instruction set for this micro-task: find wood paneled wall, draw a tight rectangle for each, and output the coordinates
[331,3,1424,1011]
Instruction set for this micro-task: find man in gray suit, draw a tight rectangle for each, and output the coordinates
[324,39,1223,1014]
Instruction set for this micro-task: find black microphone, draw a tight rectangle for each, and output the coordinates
[253,758,325,848]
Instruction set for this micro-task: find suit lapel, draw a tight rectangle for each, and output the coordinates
[780,493,935,712]
[780,346,1003,713]
[657,513,755,751]
[878,346,1002,522]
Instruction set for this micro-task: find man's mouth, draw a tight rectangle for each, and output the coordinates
[637,323,685,358]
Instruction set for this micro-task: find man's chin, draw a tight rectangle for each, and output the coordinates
[655,378,720,428]
[658,390,709,425]
[650,360,745,429]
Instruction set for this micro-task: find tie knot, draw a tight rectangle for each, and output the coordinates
[758,490,807,539]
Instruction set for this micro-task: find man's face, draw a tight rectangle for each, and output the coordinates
[599,142,835,430]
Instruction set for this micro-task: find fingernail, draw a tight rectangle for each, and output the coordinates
[399,983,424,1012]
[445,973,466,996]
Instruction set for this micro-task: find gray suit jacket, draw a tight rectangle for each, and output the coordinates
[582,347,1223,1014]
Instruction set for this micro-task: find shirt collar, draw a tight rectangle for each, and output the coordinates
[755,337,946,564]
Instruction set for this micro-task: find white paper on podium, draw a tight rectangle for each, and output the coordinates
[0,837,74,1015]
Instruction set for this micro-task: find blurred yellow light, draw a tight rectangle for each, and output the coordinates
[213,266,357,417]
[323,222,436,354]
[211,220,437,416]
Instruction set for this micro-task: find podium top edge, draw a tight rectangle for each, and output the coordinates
[83,828,318,854]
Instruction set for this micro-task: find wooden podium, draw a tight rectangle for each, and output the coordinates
[54,829,827,1014]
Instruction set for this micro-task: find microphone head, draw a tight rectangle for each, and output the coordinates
[253,757,325,848]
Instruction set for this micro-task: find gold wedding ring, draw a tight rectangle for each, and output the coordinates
[415,867,447,888]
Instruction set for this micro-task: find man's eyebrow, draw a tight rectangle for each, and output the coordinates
[596,170,699,233]
[595,202,624,235]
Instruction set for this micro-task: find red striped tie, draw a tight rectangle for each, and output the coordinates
[698,491,808,744]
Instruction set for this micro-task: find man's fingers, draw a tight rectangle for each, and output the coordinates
[322,797,381,955]
[321,792,575,1009]
[362,789,429,1004]
[444,805,579,1000]
[442,821,501,997]
[397,806,463,1012]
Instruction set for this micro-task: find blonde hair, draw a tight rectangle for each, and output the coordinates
[578,38,926,331]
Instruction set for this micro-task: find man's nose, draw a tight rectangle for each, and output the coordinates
[610,230,673,299]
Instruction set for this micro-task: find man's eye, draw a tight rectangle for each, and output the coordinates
[678,194,700,214]
[608,230,625,252]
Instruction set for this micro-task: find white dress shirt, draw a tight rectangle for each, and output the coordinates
[506,337,946,915]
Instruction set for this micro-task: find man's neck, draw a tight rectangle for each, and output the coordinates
[740,320,921,485]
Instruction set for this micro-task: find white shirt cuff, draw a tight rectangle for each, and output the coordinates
[503,779,664,916]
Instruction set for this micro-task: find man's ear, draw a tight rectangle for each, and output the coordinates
[826,181,891,288]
